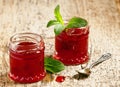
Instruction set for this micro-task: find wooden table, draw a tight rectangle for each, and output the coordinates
[0,0,120,87]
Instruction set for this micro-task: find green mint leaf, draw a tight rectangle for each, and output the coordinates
[44,57,65,73]
[54,24,65,35]
[47,5,88,36]
[66,17,88,28]
[47,20,59,27]
[54,5,64,25]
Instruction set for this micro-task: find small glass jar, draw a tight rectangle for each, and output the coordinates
[9,33,46,83]
[53,26,89,65]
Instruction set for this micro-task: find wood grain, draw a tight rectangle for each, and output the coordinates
[0,0,120,87]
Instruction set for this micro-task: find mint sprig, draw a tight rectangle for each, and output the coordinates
[44,56,65,73]
[47,5,88,35]
[47,5,65,35]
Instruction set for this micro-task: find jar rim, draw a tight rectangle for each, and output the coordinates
[10,32,43,43]
[9,32,44,52]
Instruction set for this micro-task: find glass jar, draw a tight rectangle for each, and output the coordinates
[9,33,46,83]
[53,26,89,65]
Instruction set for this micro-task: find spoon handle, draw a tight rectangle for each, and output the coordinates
[90,53,112,69]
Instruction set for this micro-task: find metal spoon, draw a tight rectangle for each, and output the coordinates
[73,53,112,80]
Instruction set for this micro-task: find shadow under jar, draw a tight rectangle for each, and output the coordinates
[53,26,89,65]
[9,33,46,83]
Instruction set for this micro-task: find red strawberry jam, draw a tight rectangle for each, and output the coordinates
[9,33,46,83]
[54,27,89,65]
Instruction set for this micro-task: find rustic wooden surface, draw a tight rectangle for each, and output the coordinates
[0,0,120,87]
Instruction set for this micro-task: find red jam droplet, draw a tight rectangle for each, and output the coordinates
[55,76,66,83]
